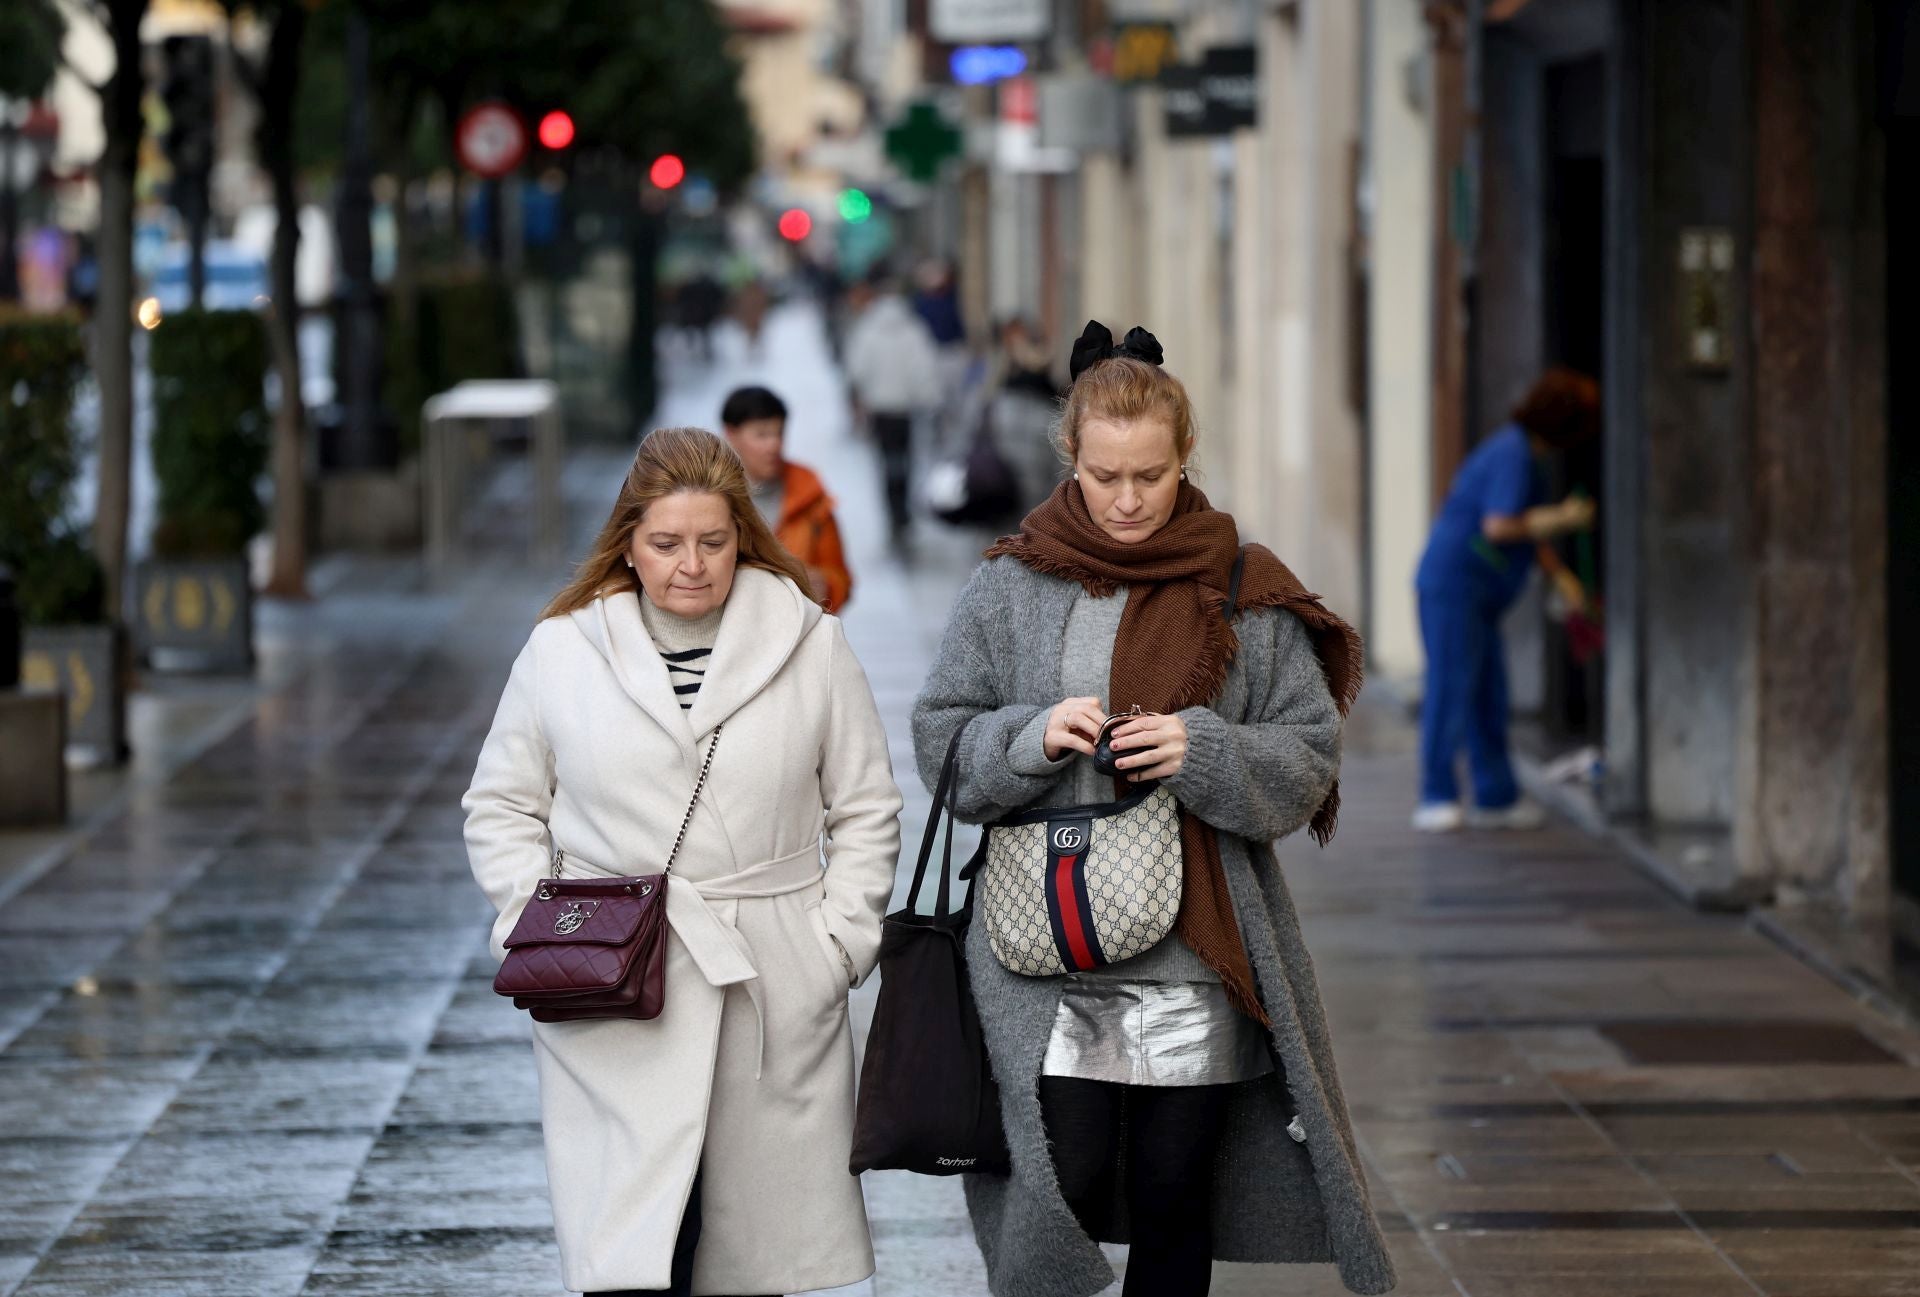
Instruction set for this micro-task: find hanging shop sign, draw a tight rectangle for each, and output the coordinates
[1161,64,1211,137]
[1106,0,1193,18]
[952,45,1029,85]
[1162,46,1260,137]
[930,0,1049,44]
[885,101,966,182]
[1200,45,1259,130]
[1108,24,1180,84]
[997,76,1076,173]
[1039,75,1125,155]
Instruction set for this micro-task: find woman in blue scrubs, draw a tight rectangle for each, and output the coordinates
[1414,369,1599,832]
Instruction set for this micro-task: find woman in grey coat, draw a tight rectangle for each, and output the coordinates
[911,322,1396,1297]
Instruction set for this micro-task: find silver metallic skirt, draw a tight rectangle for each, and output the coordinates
[1040,977,1275,1087]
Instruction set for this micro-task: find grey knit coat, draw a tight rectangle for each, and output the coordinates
[911,556,1398,1297]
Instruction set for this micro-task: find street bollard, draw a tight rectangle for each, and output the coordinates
[0,564,18,691]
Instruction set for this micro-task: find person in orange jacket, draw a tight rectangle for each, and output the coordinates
[721,386,854,612]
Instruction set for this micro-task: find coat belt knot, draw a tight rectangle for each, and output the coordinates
[663,838,826,1078]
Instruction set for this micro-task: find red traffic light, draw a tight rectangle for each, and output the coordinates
[650,154,686,189]
[777,208,812,241]
[538,110,575,150]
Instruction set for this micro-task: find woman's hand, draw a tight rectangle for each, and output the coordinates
[1044,696,1107,762]
[1109,712,1190,781]
[1526,495,1597,539]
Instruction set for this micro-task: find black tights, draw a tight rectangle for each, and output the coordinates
[1040,1077,1233,1297]
[589,1172,768,1297]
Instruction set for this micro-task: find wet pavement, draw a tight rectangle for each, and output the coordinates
[4,302,1919,1295]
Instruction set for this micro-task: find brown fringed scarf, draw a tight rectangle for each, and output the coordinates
[985,480,1363,1024]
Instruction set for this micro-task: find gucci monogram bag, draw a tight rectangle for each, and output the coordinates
[491,726,722,1022]
[973,781,1184,977]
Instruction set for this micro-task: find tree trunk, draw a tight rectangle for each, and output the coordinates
[334,8,387,468]
[258,4,308,597]
[628,190,662,427]
[92,0,148,625]
[0,122,19,302]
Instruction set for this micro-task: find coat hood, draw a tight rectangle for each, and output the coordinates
[568,566,823,762]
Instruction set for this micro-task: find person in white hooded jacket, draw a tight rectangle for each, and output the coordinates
[462,427,903,1296]
[843,274,945,544]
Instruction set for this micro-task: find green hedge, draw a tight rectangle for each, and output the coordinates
[149,309,270,558]
[0,310,104,625]
[386,270,521,455]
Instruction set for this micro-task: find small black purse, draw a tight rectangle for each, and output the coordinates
[1090,548,1245,780]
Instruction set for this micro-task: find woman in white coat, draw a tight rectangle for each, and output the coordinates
[463,427,904,1296]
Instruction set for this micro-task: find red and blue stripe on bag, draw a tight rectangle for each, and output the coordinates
[1043,819,1104,972]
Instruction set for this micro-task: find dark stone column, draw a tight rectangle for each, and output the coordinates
[1743,0,1886,907]
[1602,0,1648,817]
[1634,0,1751,832]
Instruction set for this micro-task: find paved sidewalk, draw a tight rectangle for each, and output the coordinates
[2,302,1917,1296]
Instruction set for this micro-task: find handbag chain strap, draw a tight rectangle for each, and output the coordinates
[663,725,724,877]
[550,724,725,879]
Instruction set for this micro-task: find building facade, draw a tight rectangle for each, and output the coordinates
[873,0,1915,966]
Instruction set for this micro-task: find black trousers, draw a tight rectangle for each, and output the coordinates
[870,412,914,535]
[588,1172,769,1297]
[1040,1076,1235,1297]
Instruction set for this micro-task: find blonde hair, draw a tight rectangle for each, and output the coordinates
[539,427,816,622]
[1053,353,1198,467]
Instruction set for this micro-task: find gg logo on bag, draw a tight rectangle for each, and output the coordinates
[1051,824,1085,854]
[552,900,601,936]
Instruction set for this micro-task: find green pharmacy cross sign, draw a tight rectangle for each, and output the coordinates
[885,101,963,183]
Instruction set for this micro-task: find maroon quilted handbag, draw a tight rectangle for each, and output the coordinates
[492,727,722,1022]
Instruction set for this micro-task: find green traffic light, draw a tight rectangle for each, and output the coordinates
[838,188,873,224]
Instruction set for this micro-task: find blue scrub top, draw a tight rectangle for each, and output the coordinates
[1416,423,1543,607]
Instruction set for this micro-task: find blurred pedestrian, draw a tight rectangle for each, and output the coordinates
[1413,367,1601,833]
[66,234,98,317]
[732,278,771,359]
[913,258,972,441]
[843,270,943,548]
[911,321,1396,1297]
[463,428,902,1296]
[988,315,1065,510]
[722,384,853,612]
[911,256,965,349]
[677,270,725,363]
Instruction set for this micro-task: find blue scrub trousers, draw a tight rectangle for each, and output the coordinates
[1417,586,1520,809]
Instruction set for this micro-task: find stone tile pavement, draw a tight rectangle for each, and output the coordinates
[3,302,1919,1295]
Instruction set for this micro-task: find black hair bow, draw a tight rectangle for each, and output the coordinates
[1069,320,1166,381]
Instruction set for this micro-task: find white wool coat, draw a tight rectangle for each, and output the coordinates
[462,568,904,1294]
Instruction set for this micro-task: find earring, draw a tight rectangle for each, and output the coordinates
[1073,472,1080,481]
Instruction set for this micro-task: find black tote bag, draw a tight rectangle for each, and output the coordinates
[850,723,1011,1176]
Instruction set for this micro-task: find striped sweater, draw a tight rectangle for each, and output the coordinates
[638,597,723,710]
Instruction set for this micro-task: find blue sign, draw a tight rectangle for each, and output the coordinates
[951,45,1028,85]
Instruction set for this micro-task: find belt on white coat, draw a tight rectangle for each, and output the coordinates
[556,838,829,1078]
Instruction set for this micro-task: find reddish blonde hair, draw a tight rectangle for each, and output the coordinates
[1054,353,1198,466]
[1512,367,1601,449]
[538,427,816,622]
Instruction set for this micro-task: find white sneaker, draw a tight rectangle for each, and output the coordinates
[1466,801,1548,831]
[1411,802,1465,833]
